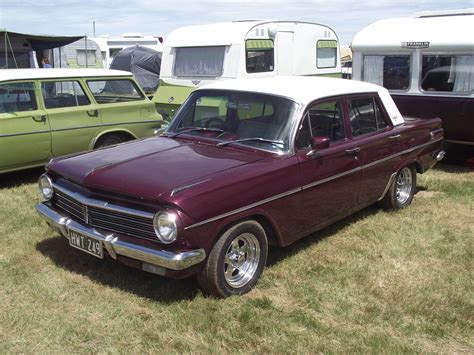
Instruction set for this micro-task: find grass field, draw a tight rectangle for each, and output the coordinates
[0,164,473,353]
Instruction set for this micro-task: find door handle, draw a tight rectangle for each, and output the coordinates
[32,115,47,122]
[389,134,401,141]
[345,147,360,155]
[87,109,99,117]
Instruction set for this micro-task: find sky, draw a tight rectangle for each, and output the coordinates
[0,0,472,44]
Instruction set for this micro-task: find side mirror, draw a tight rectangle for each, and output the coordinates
[311,136,330,150]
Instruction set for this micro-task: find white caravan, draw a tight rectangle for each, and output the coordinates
[351,9,474,150]
[153,20,341,119]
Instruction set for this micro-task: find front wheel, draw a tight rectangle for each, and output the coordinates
[197,220,268,298]
[381,165,417,210]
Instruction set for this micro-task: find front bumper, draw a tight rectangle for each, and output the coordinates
[36,203,206,271]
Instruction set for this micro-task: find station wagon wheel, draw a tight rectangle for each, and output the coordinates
[95,133,125,148]
[381,165,417,210]
[197,220,268,298]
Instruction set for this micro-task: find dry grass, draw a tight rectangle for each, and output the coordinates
[0,164,473,353]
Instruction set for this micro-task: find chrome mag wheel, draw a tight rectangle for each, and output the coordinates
[395,167,413,205]
[224,233,260,288]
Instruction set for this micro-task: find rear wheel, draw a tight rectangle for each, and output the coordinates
[197,220,268,298]
[381,165,417,210]
[95,133,126,148]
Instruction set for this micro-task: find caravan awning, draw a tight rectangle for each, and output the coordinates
[0,30,84,50]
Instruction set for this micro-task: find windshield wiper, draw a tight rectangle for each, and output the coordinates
[217,138,285,148]
[166,127,224,138]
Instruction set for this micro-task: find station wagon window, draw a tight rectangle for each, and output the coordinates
[296,100,344,149]
[421,55,474,93]
[41,81,90,109]
[316,40,337,69]
[363,55,411,90]
[246,39,274,73]
[0,82,37,113]
[173,46,225,77]
[86,79,144,103]
[76,49,97,66]
[349,97,388,137]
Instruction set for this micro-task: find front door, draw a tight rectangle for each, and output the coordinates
[41,80,102,157]
[0,81,51,171]
[296,99,361,237]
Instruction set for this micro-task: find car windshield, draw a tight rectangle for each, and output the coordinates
[166,90,298,153]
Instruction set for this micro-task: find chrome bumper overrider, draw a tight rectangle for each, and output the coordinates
[36,203,206,271]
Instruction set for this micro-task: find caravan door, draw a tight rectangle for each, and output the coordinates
[276,32,294,76]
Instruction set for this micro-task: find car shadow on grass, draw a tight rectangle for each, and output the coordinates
[36,235,200,303]
[0,167,44,189]
[433,162,472,174]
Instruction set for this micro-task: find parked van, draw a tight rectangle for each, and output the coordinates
[153,20,341,119]
[0,68,163,174]
[351,9,474,151]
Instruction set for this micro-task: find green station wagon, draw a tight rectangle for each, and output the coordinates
[0,69,163,174]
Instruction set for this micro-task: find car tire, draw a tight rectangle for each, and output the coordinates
[381,165,417,210]
[95,133,125,148]
[197,220,268,298]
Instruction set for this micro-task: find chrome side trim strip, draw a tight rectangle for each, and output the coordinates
[0,129,50,138]
[378,172,397,201]
[445,139,474,146]
[53,184,154,220]
[51,120,160,133]
[185,138,443,230]
[184,187,302,230]
[36,203,205,270]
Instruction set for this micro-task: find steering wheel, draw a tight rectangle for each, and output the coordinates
[205,117,226,129]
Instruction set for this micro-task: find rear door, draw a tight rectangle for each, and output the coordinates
[42,79,101,157]
[296,98,361,234]
[347,95,401,205]
[0,81,51,171]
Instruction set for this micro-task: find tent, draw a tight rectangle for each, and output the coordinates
[110,45,161,94]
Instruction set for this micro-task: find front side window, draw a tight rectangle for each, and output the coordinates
[41,81,90,109]
[349,97,388,137]
[363,55,411,90]
[317,40,337,68]
[76,49,97,66]
[86,79,144,103]
[173,46,226,77]
[0,82,37,113]
[421,55,474,93]
[246,39,274,73]
[168,90,298,153]
[296,100,345,149]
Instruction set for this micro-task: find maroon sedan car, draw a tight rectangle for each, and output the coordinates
[37,77,444,297]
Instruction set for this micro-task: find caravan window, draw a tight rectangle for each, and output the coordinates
[421,55,474,93]
[246,40,274,73]
[76,49,97,66]
[0,82,37,113]
[174,46,225,77]
[363,55,410,90]
[317,40,337,69]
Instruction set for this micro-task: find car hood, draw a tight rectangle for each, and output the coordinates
[48,137,265,201]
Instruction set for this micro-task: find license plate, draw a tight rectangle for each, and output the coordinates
[69,230,104,258]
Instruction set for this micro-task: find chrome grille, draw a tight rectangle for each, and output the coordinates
[54,190,86,222]
[52,187,155,241]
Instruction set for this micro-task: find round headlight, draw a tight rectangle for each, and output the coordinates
[38,174,54,201]
[153,212,177,244]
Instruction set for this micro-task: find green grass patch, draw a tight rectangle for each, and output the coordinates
[0,164,473,352]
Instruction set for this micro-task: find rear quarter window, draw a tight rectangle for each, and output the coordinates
[86,79,145,103]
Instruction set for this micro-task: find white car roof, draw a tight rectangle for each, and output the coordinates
[199,76,405,126]
[0,68,132,82]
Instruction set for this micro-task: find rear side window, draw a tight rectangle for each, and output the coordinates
[363,55,411,90]
[246,40,274,73]
[317,40,337,69]
[0,82,37,113]
[174,46,226,77]
[421,55,474,93]
[41,81,90,109]
[87,79,144,103]
[349,97,388,137]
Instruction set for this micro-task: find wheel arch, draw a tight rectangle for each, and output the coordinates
[89,128,138,150]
